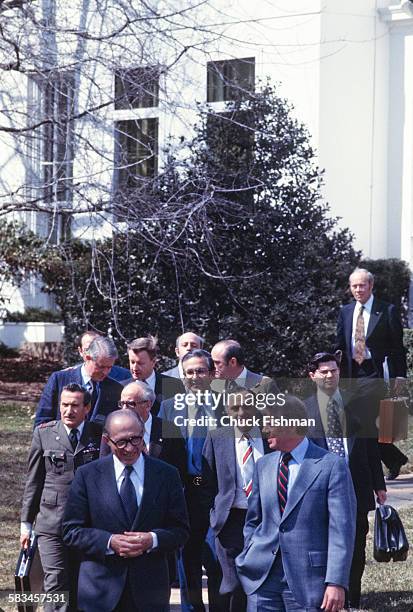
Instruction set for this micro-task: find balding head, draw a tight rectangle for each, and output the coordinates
[211,339,244,380]
[175,332,204,360]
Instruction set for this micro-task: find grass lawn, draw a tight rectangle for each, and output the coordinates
[0,403,411,611]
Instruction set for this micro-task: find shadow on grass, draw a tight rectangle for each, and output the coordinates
[361,590,413,611]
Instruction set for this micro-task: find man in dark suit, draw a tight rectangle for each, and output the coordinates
[335,267,408,479]
[305,351,387,609]
[101,381,186,481]
[21,383,102,611]
[121,336,184,416]
[159,349,223,612]
[203,387,272,612]
[76,330,130,382]
[63,409,189,612]
[211,340,262,392]
[236,396,356,612]
[163,332,204,379]
[35,337,123,427]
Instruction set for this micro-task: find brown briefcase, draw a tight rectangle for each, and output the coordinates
[14,533,44,612]
[378,397,409,444]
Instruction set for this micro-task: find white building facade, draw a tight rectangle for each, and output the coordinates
[0,0,412,312]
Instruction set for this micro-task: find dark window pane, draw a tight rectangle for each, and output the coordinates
[115,117,158,190]
[207,57,255,102]
[114,67,159,109]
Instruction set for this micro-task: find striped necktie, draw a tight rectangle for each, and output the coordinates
[277,452,292,514]
[240,433,254,498]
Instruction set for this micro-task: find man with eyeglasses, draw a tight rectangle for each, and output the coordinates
[20,383,102,612]
[100,381,186,481]
[63,409,189,612]
[159,349,224,612]
[304,351,386,610]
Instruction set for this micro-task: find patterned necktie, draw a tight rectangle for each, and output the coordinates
[69,428,78,452]
[326,399,346,458]
[120,465,138,524]
[354,305,366,365]
[239,433,254,498]
[277,452,292,514]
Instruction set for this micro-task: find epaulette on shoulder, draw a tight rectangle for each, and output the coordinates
[39,420,57,428]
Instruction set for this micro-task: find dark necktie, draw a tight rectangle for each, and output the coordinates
[225,379,238,393]
[354,305,366,365]
[90,380,99,409]
[69,428,78,452]
[277,452,292,514]
[326,399,346,458]
[120,465,138,525]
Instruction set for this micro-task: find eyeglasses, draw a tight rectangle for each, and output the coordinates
[117,400,148,409]
[107,435,143,449]
[184,368,209,376]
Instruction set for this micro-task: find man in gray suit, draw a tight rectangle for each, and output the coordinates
[21,383,102,611]
[163,332,204,379]
[203,387,272,612]
[211,340,262,392]
[236,396,356,612]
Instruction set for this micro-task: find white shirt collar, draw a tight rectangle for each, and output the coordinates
[356,294,374,314]
[81,364,92,386]
[145,369,156,390]
[235,366,247,384]
[235,425,261,441]
[113,452,144,480]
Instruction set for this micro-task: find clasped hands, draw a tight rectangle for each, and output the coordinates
[110,531,153,557]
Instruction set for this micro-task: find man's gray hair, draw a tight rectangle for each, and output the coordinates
[176,332,204,348]
[130,380,156,406]
[86,336,118,361]
[349,267,374,284]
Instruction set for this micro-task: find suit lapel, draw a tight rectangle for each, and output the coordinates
[133,455,160,528]
[346,304,355,355]
[281,451,322,523]
[366,298,383,338]
[97,456,131,530]
[262,452,281,524]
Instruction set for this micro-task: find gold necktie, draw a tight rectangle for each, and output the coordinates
[354,305,366,365]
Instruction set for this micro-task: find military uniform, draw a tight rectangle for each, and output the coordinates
[21,420,102,611]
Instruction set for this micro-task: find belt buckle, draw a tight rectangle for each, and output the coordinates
[193,476,202,486]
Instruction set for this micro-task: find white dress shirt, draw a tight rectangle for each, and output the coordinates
[144,369,156,392]
[143,414,152,449]
[351,294,374,360]
[233,426,264,509]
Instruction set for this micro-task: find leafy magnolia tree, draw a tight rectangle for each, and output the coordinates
[33,84,360,375]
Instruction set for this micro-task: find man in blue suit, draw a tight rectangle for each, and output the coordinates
[236,395,356,612]
[335,267,408,479]
[63,409,189,612]
[35,336,123,427]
